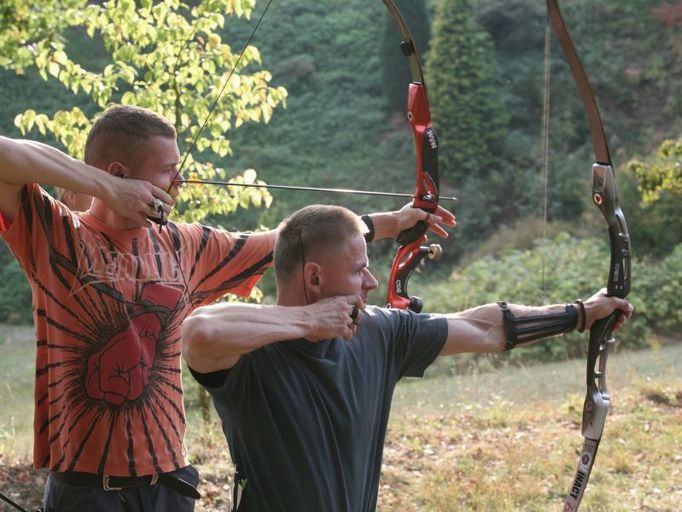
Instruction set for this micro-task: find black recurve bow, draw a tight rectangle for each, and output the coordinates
[546,1,632,510]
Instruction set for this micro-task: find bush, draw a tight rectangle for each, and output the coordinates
[422,234,680,375]
[634,244,682,335]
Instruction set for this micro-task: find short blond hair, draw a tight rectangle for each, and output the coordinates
[274,205,365,282]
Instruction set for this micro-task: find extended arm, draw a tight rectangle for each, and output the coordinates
[439,289,632,356]
[181,295,362,373]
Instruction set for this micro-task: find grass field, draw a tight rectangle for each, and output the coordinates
[1,325,680,511]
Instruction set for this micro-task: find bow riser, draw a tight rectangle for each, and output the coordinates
[592,164,631,297]
[398,83,440,247]
[386,238,431,312]
[582,317,617,438]
[408,84,439,211]
[383,0,443,312]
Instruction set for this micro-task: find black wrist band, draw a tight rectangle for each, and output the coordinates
[360,214,374,242]
[574,299,587,333]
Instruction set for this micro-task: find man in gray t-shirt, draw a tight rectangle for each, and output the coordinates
[182,204,632,512]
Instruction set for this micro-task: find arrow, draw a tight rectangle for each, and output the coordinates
[179,179,457,200]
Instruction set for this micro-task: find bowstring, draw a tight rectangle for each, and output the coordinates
[170,0,274,188]
[539,20,551,306]
[161,0,274,307]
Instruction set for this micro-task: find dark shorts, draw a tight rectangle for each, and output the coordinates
[42,465,199,512]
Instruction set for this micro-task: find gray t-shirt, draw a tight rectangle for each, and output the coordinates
[191,306,448,512]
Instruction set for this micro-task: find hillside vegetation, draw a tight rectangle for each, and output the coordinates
[0,0,681,341]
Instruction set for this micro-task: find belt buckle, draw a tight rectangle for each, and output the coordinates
[103,474,123,491]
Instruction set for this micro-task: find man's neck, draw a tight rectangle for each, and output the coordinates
[88,200,145,231]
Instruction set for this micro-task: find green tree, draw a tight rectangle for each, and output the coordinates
[424,0,506,183]
[629,136,682,206]
[422,0,509,257]
[0,0,86,72]
[5,0,287,224]
[380,0,431,114]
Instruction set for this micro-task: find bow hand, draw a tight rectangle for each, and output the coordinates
[369,204,455,242]
[582,289,633,332]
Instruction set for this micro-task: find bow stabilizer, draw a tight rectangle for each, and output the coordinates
[382,0,442,313]
[546,1,631,509]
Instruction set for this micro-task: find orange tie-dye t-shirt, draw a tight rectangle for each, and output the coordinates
[0,184,274,476]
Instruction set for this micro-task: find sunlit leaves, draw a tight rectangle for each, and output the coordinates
[177,161,272,223]
[2,0,287,224]
[0,0,87,72]
[629,137,682,206]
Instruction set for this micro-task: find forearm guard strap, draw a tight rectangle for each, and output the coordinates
[498,301,578,351]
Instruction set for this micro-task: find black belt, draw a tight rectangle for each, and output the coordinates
[50,471,201,499]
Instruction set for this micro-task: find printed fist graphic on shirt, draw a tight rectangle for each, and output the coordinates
[85,284,181,406]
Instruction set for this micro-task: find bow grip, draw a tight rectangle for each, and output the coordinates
[397,220,428,245]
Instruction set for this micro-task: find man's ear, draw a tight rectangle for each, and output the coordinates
[107,161,128,178]
[304,261,323,295]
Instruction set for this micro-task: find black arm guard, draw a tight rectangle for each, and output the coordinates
[498,302,578,351]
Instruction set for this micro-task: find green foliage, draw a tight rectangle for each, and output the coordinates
[4,0,287,225]
[380,0,431,114]
[424,0,507,182]
[0,0,87,72]
[1,0,681,352]
[216,0,418,236]
[0,245,33,324]
[422,0,510,258]
[478,0,682,228]
[617,163,682,259]
[629,136,682,205]
[3,0,681,251]
[424,234,680,372]
[634,244,682,336]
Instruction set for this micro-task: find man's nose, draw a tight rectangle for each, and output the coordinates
[364,270,379,290]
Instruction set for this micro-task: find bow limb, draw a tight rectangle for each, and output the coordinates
[546,1,631,510]
[382,0,441,313]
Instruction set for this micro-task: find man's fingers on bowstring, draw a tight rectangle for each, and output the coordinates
[147,197,173,221]
[348,296,365,317]
[150,186,174,211]
[310,296,362,340]
[148,197,164,217]
[345,295,365,326]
